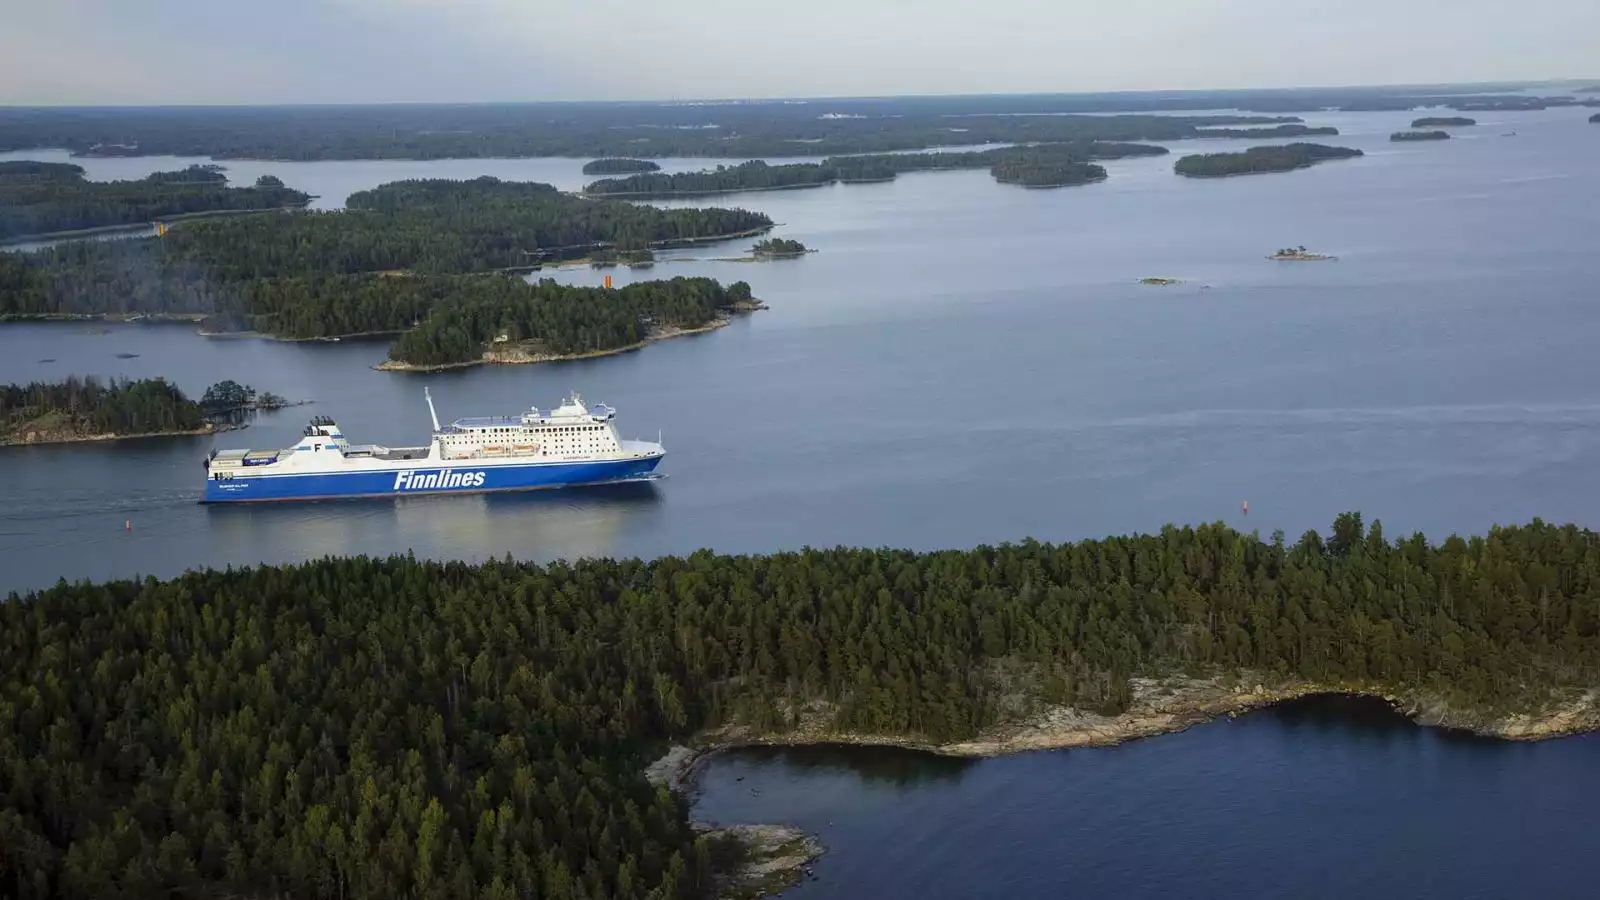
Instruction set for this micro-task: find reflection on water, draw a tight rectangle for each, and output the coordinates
[204,480,664,565]
[1266,693,1502,746]
[1266,693,1414,732]
[204,496,403,561]
[727,744,976,789]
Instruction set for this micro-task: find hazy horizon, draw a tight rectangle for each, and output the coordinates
[3,0,1597,106]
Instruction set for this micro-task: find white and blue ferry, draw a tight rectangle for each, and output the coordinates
[203,390,664,503]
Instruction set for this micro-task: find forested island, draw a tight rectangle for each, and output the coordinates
[583,247,658,268]
[380,276,760,370]
[1391,130,1450,141]
[1270,246,1336,261]
[3,515,1600,897]
[989,147,1107,187]
[584,160,836,197]
[0,162,309,242]
[1411,116,1476,127]
[1192,124,1340,138]
[0,376,284,445]
[0,177,771,333]
[752,238,807,258]
[1174,143,1364,178]
[1591,113,1600,123]
[581,158,661,175]
[584,143,1158,197]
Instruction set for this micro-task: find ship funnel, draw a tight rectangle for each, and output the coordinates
[425,387,441,432]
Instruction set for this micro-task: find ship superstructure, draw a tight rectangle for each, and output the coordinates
[203,390,663,503]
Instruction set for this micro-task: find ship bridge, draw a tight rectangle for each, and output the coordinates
[295,415,348,450]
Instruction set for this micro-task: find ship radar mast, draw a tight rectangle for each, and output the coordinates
[425,387,441,432]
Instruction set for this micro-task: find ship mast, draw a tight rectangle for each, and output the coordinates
[424,387,441,432]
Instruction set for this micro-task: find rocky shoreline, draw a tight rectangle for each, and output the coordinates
[649,676,1599,895]
[698,825,824,900]
[995,173,1109,189]
[0,312,208,325]
[652,675,1600,791]
[1,422,225,447]
[375,301,765,373]
[646,745,824,899]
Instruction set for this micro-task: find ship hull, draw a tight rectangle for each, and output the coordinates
[203,454,663,503]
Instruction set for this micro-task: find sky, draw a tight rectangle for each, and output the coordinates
[1,0,1596,105]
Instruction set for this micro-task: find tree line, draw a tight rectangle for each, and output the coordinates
[0,178,773,336]
[584,144,1165,197]
[385,276,753,367]
[1390,131,1450,142]
[2,515,1599,897]
[1,259,758,358]
[0,163,308,241]
[1,376,206,441]
[989,147,1107,187]
[0,376,287,443]
[584,161,836,197]
[1174,143,1365,178]
[0,162,86,182]
[1191,124,1339,139]
[581,159,662,175]
[0,104,1311,160]
[180,177,772,278]
[752,238,807,257]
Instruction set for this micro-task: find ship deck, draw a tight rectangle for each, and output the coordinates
[444,416,529,431]
[342,443,430,461]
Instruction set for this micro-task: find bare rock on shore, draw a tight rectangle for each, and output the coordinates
[1405,688,1600,740]
[680,674,1600,763]
[645,744,702,793]
[701,824,824,900]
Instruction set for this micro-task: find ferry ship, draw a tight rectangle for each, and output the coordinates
[203,390,664,503]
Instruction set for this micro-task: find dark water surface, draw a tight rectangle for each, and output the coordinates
[3,107,1599,592]
[691,697,1600,900]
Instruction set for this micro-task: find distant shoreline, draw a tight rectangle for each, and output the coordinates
[0,202,311,246]
[374,301,766,373]
[583,182,830,200]
[0,312,207,325]
[1,422,226,448]
[1178,163,1322,179]
[995,173,1109,189]
[197,327,405,342]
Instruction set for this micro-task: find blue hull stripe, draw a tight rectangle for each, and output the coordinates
[204,456,663,503]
